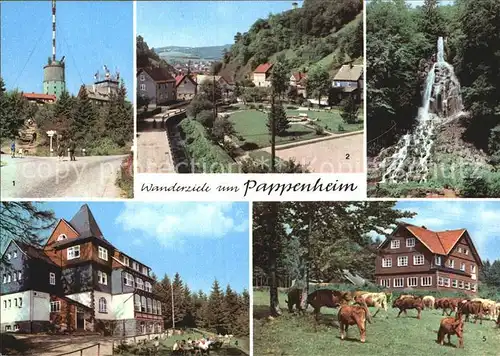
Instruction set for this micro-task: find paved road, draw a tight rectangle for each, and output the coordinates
[137,131,175,173]
[263,133,364,173]
[0,154,126,198]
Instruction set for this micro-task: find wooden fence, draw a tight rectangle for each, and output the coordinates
[53,343,100,356]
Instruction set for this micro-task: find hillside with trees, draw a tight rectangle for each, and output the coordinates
[220,0,363,82]
[153,273,249,336]
[367,0,500,197]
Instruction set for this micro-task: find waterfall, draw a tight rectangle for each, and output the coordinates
[379,37,465,183]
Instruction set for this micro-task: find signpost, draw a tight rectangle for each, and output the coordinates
[46,130,56,156]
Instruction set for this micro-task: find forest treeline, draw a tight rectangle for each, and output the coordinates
[153,273,249,336]
[222,0,363,80]
[367,0,500,164]
[0,77,133,155]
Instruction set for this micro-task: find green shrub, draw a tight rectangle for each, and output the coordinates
[87,137,129,156]
[337,124,345,132]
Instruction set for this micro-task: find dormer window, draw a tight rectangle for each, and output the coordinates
[98,246,108,261]
[7,253,11,260]
[13,251,17,258]
[435,256,442,265]
[406,238,415,247]
[121,256,130,266]
[67,246,80,260]
[391,240,400,249]
[57,234,67,241]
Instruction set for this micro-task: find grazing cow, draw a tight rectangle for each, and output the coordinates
[338,296,372,343]
[437,312,464,348]
[472,298,498,321]
[497,311,500,326]
[392,296,423,319]
[359,292,390,317]
[435,297,464,316]
[422,296,435,310]
[286,288,304,313]
[459,300,484,324]
[307,289,352,324]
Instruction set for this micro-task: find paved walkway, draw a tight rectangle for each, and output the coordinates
[137,131,175,173]
[0,154,125,198]
[261,132,364,173]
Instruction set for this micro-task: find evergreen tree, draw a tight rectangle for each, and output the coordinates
[340,96,360,124]
[105,82,133,147]
[222,285,240,334]
[207,279,225,333]
[266,102,290,137]
[270,57,289,100]
[172,273,186,327]
[305,64,331,106]
[71,88,96,145]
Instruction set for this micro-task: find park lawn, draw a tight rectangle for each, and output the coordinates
[286,110,364,133]
[229,110,317,150]
[253,290,500,356]
[248,150,285,166]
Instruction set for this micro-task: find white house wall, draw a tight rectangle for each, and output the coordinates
[112,293,135,320]
[1,291,50,323]
[94,291,114,320]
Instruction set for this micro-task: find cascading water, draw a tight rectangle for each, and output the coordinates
[379,37,464,183]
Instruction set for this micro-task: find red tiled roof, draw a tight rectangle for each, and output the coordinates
[403,224,466,255]
[175,74,197,87]
[254,63,273,74]
[23,93,56,101]
[292,72,306,81]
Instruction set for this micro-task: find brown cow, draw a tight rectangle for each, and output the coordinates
[437,312,464,348]
[435,297,464,316]
[286,288,303,314]
[307,290,352,325]
[392,296,423,319]
[459,300,484,324]
[338,296,372,343]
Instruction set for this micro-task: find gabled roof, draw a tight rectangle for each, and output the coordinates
[68,204,104,239]
[291,72,306,82]
[22,93,56,101]
[138,67,175,83]
[254,63,273,74]
[11,240,58,266]
[175,74,197,87]
[333,64,363,81]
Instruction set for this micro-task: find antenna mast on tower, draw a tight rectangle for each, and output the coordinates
[52,0,56,62]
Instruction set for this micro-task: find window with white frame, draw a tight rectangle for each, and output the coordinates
[448,259,454,268]
[140,75,145,81]
[57,234,67,241]
[147,298,152,314]
[393,278,404,288]
[18,297,22,307]
[382,258,392,268]
[413,254,424,265]
[50,301,61,312]
[471,265,476,273]
[458,280,464,289]
[136,278,144,290]
[438,277,444,286]
[2,274,6,284]
[407,277,418,287]
[421,276,432,287]
[98,271,107,285]
[142,266,148,276]
[391,240,400,249]
[134,294,141,311]
[444,278,450,287]
[458,247,462,253]
[49,273,56,285]
[98,246,108,261]
[5,325,11,331]
[7,253,11,260]
[380,279,390,288]
[152,300,157,314]
[140,84,146,91]
[99,297,107,313]
[397,256,408,267]
[7,274,11,283]
[452,279,458,288]
[132,262,140,271]
[435,256,442,265]
[464,249,469,255]
[460,263,465,271]
[13,273,17,282]
[13,251,17,258]
[67,246,80,260]
[141,296,147,312]
[465,282,470,290]
[122,256,130,266]
[124,272,134,286]
[18,272,22,280]
[472,283,477,292]
[145,281,152,292]
[406,238,415,247]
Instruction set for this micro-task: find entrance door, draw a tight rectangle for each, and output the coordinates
[76,308,85,330]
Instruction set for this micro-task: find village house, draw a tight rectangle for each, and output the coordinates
[22,93,57,105]
[195,75,232,98]
[137,67,177,106]
[252,63,273,88]
[332,64,363,103]
[289,72,307,98]
[0,204,163,336]
[78,78,120,106]
[375,223,482,294]
[175,73,198,101]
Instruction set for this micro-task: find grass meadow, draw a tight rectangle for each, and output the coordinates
[253,290,500,356]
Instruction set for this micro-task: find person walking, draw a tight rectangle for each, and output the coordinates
[69,139,76,161]
[10,141,16,158]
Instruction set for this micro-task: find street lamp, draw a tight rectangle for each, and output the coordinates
[46,130,57,156]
